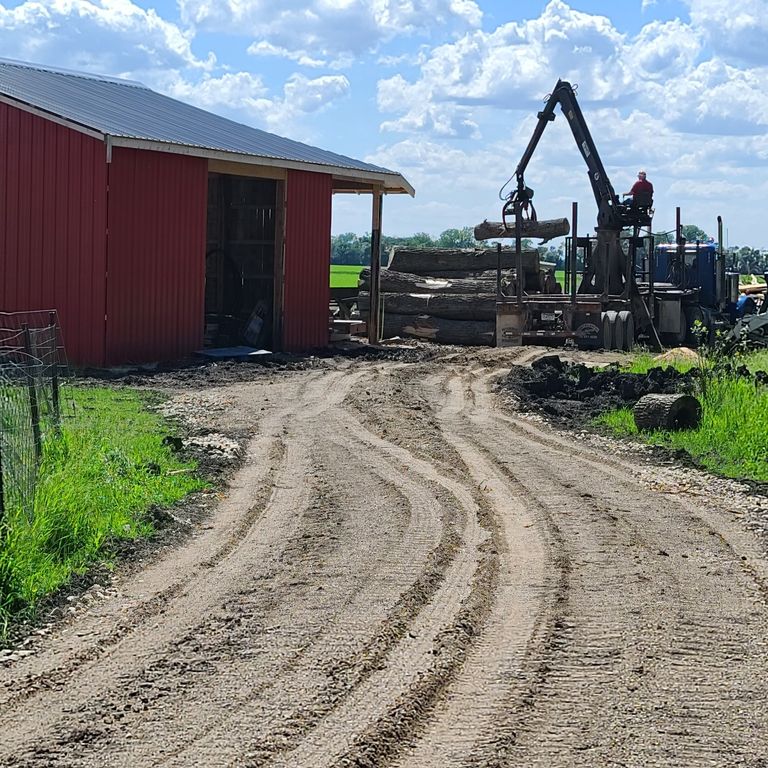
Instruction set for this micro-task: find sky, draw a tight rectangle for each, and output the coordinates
[2,0,767,249]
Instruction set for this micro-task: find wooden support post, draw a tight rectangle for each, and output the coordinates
[368,187,383,344]
[23,324,42,463]
[272,180,286,352]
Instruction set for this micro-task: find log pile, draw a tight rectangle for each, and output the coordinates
[360,246,557,346]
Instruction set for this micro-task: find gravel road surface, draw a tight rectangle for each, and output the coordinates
[1,347,767,767]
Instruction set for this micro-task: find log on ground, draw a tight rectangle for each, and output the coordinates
[387,247,539,275]
[473,218,570,242]
[381,313,495,346]
[632,393,701,431]
[358,292,497,321]
[359,268,500,295]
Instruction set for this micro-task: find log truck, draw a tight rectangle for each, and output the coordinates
[487,79,732,350]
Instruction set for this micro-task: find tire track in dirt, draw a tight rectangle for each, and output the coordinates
[137,425,458,767]
[0,371,334,712]
[0,370,375,764]
[440,365,768,766]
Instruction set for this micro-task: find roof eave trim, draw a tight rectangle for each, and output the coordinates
[0,94,105,141]
[108,136,415,196]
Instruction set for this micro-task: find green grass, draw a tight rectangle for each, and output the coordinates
[595,351,768,482]
[0,387,204,631]
[620,351,700,375]
[331,264,365,289]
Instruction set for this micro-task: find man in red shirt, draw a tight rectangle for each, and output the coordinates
[626,169,653,203]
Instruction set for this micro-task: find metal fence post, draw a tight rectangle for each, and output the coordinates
[48,311,60,427]
[0,434,5,526]
[22,324,42,463]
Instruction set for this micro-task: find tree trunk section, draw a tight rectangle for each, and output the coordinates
[387,247,539,274]
[358,292,497,321]
[359,268,500,295]
[381,313,495,346]
[473,218,570,242]
[632,393,701,431]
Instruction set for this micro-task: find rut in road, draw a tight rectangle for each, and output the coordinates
[0,360,503,767]
[0,351,767,768]
[393,364,768,767]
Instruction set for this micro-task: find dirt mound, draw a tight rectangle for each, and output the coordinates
[653,347,700,365]
[497,354,698,426]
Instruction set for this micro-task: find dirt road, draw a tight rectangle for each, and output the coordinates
[1,348,767,767]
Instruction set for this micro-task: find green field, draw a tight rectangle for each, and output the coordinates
[331,264,365,289]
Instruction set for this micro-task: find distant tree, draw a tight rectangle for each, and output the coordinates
[436,227,476,248]
[680,224,709,243]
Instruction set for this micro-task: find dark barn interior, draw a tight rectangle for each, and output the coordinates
[205,173,277,349]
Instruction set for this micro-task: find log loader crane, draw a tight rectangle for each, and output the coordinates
[492,79,726,350]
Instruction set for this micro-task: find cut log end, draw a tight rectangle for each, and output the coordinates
[632,393,701,431]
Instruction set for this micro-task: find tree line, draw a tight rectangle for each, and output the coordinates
[333,224,767,276]
[331,228,566,268]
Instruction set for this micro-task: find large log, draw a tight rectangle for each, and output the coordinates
[632,393,701,431]
[359,268,500,295]
[381,313,495,346]
[473,217,570,242]
[358,292,496,321]
[387,247,539,275]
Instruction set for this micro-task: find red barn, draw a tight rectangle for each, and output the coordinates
[0,58,413,367]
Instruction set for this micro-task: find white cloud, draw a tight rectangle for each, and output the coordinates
[0,0,214,74]
[180,0,482,66]
[687,0,768,65]
[625,20,702,81]
[160,70,351,137]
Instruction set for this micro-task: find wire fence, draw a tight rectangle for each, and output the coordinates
[0,311,70,524]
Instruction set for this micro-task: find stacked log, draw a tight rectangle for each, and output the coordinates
[360,248,538,346]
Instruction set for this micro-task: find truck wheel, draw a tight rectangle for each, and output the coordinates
[609,311,623,350]
[618,310,635,351]
[601,311,613,350]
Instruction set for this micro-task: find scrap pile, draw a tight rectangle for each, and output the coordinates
[358,244,561,346]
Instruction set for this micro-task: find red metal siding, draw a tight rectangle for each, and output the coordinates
[105,147,208,365]
[283,169,331,351]
[0,104,107,366]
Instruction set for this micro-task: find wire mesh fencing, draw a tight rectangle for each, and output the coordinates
[0,311,71,524]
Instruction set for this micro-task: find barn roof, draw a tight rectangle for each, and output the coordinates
[0,58,413,195]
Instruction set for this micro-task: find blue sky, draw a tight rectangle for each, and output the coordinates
[2,0,767,248]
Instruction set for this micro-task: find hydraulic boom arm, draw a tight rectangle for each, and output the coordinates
[511,80,624,229]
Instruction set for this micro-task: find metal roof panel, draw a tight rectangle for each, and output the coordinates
[0,58,408,184]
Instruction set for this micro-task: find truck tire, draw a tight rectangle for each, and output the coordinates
[601,311,613,350]
[633,393,701,431]
[609,311,623,351]
[618,310,634,351]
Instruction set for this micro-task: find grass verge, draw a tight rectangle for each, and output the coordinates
[595,350,768,482]
[0,387,204,633]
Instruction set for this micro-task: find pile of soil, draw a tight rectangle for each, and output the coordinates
[497,354,699,427]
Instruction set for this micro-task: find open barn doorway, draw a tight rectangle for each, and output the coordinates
[205,173,277,349]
